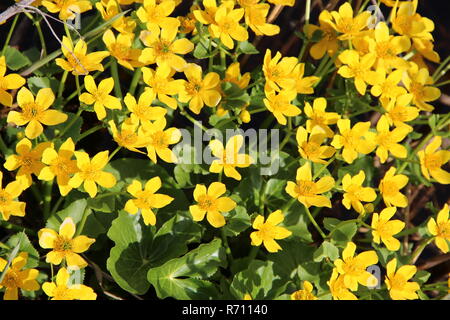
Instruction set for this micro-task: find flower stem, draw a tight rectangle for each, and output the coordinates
[128,68,142,96]
[410,238,433,264]
[110,58,123,101]
[57,71,68,99]
[108,146,122,162]
[1,14,19,56]
[43,181,53,220]
[78,124,104,141]
[304,205,326,239]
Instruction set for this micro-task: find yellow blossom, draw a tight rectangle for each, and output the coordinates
[0,252,39,300]
[382,94,419,132]
[427,204,450,253]
[0,56,26,106]
[263,49,297,92]
[385,258,420,300]
[292,63,320,94]
[0,171,25,221]
[178,64,222,114]
[372,207,405,251]
[285,162,335,208]
[263,89,300,125]
[403,62,441,111]
[190,182,236,228]
[136,0,180,33]
[250,210,291,253]
[328,268,357,300]
[4,138,52,188]
[96,0,136,34]
[209,135,253,181]
[266,0,294,6]
[304,11,339,60]
[124,91,167,125]
[38,217,95,268]
[69,151,117,198]
[334,241,379,291]
[125,177,174,226]
[38,138,79,196]
[42,0,92,20]
[42,267,97,300]
[342,170,376,215]
[379,166,409,208]
[374,116,410,163]
[223,62,251,89]
[291,280,318,300]
[79,76,122,120]
[139,117,181,163]
[209,5,248,49]
[371,69,407,99]
[325,3,371,40]
[103,29,143,70]
[417,136,450,184]
[304,97,340,138]
[109,117,149,154]
[242,2,280,36]
[296,126,335,164]
[55,37,109,76]
[331,119,376,164]
[142,65,182,110]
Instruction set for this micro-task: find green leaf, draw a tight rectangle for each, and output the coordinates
[193,38,212,59]
[46,199,92,232]
[283,201,313,243]
[313,241,339,262]
[173,164,191,188]
[27,76,59,95]
[6,233,39,269]
[223,206,251,237]
[327,220,358,247]
[4,46,31,71]
[414,270,431,285]
[47,112,83,142]
[147,238,226,299]
[238,41,259,54]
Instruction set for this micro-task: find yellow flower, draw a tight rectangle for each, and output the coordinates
[263,89,300,125]
[55,37,109,76]
[0,56,26,106]
[304,97,340,138]
[209,5,248,49]
[0,171,25,221]
[374,116,410,163]
[334,241,378,291]
[391,0,433,41]
[193,0,225,25]
[266,0,294,6]
[372,207,405,251]
[0,252,39,300]
[292,63,320,94]
[79,76,122,120]
[291,281,318,300]
[243,293,252,300]
[379,166,409,208]
[337,50,381,95]
[250,210,291,253]
[223,62,251,89]
[136,0,180,33]
[4,138,52,188]
[371,69,407,99]
[38,138,79,196]
[331,119,376,164]
[304,11,339,60]
[417,136,450,184]
[124,177,174,226]
[382,94,419,132]
[178,14,196,34]
[342,170,376,215]
[285,162,335,208]
[96,0,136,34]
[189,182,236,228]
[142,65,182,110]
[38,217,95,268]
[328,268,357,300]
[296,126,335,164]
[427,204,450,253]
[124,91,167,125]
[178,64,221,114]
[42,267,97,300]
[7,87,67,139]
[42,0,92,20]
[139,26,194,71]
[385,258,420,300]
[242,2,279,36]
[403,62,441,111]
[209,135,253,181]
[325,2,371,40]
[263,49,297,92]
[108,117,149,154]
[139,117,181,163]
[69,151,117,198]
[103,29,143,71]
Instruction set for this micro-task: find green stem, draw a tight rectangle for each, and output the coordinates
[57,108,82,139]
[0,135,8,156]
[0,221,36,236]
[279,117,293,150]
[1,14,19,56]
[110,58,123,101]
[43,181,53,220]
[50,196,64,217]
[34,17,47,57]
[304,0,311,25]
[75,206,90,237]
[108,146,122,162]
[434,79,450,87]
[409,238,433,264]
[248,246,259,261]
[78,124,104,141]
[180,109,208,131]
[128,68,142,96]
[313,155,336,179]
[57,71,69,99]
[304,205,326,239]
[221,229,233,262]
[432,55,450,81]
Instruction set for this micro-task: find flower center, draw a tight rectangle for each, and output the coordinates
[437,222,450,239]
[53,236,73,252]
[185,81,202,96]
[150,131,167,148]
[342,257,365,276]
[409,82,425,100]
[2,270,20,288]
[257,223,277,241]
[198,195,216,211]
[294,180,317,196]
[424,154,442,170]
[380,181,399,197]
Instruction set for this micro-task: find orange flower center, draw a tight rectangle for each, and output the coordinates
[80,165,100,180]
[409,82,425,100]
[257,223,277,241]
[150,131,168,148]
[424,154,442,171]
[185,81,202,96]
[437,222,450,239]
[380,181,399,197]
[294,180,317,196]
[53,236,73,252]
[342,257,365,276]
[388,274,407,291]
[2,270,20,288]
[198,195,216,211]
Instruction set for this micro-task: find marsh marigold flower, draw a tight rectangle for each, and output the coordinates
[385,258,420,300]
[0,56,26,106]
[4,138,51,188]
[325,3,371,40]
[304,97,340,138]
[304,11,339,60]
[0,252,39,300]
[56,37,109,75]
[69,151,117,198]
[42,0,92,20]
[103,29,143,70]
[125,177,174,226]
[296,126,335,164]
[382,94,419,132]
[109,117,149,154]
[403,63,441,111]
[189,182,236,228]
[285,162,335,208]
[342,170,376,215]
[43,267,97,300]
[209,5,248,49]
[7,87,67,139]
[79,76,122,120]
[242,2,280,36]
[263,49,297,92]
[374,116,410,163]
[124,91,167,124]
[38,217,95,268]
[263,89,300,125]
[0,171,25,221]
[209,135,253,181]
[328,268,357,300]
[142,65,182,110]
[334,241,378,291]
[136,0,180,33]
[292,63,320,95]
[250,210,291,253]
[372,207,405,251]
[417,136,450,184]
[379,166,408,208]
[96,0,136,34]
[38,138,79,196]
[371,69,407,100]
[291,281,317,300]
[427,204,450,253]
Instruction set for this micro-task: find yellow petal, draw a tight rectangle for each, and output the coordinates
[71,235,95,253]
[59,217,76,239]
